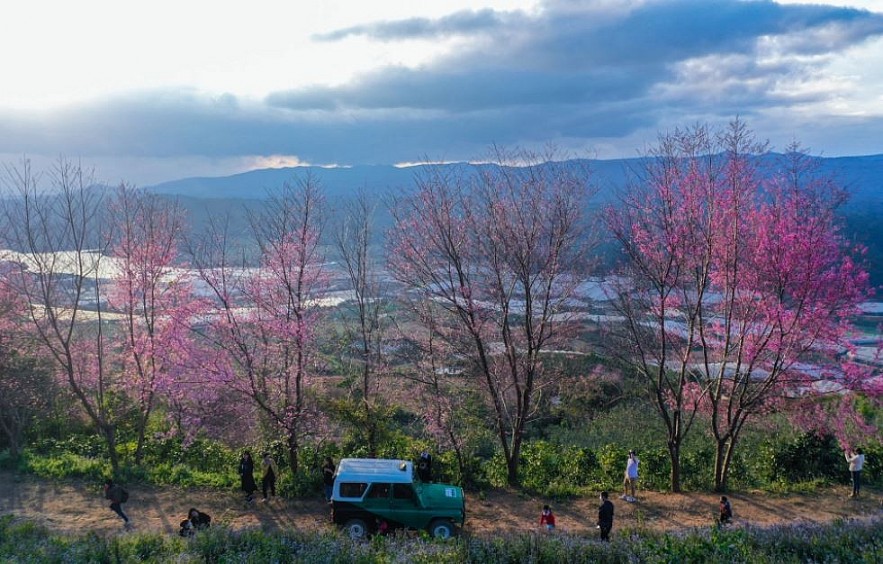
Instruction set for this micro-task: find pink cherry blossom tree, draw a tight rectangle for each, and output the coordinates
[105,185,196,464]
[188,177,327,474]
[606,120,872,491]
[406,293,478,483]
[0,261,54,459]
[388,149,594,485]
[332,192,390,457]
[1,159,125,469]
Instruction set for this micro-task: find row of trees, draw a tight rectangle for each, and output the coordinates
[0,121,878,491]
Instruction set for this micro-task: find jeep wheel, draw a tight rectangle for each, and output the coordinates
[344,518,369,540]
[428,519,455,539]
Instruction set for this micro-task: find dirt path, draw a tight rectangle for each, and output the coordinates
[1,470,880,537]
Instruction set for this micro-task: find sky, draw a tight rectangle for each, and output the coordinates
[1,0,882,186]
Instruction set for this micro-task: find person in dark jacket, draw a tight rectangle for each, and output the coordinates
[261,452,280,502]
[719,496,733,525]
[179,508,211,537]
[103,478,132,530]
[239,451,258,503]
[322,457,336,502]
[597,491,614,541]
[417,451,433,482]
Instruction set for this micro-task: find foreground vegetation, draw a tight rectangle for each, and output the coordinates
[1,513,881,563]
[2,397,880,500]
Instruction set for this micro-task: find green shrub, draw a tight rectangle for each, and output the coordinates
[22,451,107,481]
[770,433,844,485]
[860,442,883,487]
[31,434,106,458]
[0,449,17,470]
[595,443,623,490]
[484,452,509,489]
[138,436,236,474]
[278,469,322,498]
[517,441,596,497]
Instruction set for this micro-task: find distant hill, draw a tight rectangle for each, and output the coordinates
[147,154,883,286]
[146,154,883,204]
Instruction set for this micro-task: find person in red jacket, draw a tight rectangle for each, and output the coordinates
[539,504,556,531]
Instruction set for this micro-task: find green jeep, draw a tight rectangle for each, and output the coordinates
[331,458,466,539]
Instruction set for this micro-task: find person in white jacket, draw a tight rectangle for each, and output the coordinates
[622,450,639,501]
[845,448,865,498]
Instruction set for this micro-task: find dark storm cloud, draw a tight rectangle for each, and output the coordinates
[1,0,882,168]
[265,66,656,111]
[275,0,883,115]
[0,89,650,164]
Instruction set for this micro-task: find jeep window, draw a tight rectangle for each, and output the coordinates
[393,483,418,503]
[366,483,390,498]
[339,482,367,498]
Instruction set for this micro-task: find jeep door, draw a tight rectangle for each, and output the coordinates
[389,483,428,528]
[360,482,393,526]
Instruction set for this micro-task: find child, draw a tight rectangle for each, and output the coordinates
[719,495,733,525]
[539,504,556,531]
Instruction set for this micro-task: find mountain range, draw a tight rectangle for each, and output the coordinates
[146,154,883,205]
[145,154,883,286]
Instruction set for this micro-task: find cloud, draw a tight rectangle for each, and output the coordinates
[313,8,520,41]
[279,0,883,115]
[1,0,882,185]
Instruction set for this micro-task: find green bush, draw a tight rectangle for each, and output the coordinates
[138,437,236,473]
[31,434,106,458]
[141,461,237,489]
[770,433,844,485]
[860,442,883,487]
[22,451,107,481]
[481,441,598,496]
[0,449,17,470]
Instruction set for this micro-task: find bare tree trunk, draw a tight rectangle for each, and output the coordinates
[287,431,299,475]
[507,430,525,486]
[101,423,120,472]
[668,441,682,493]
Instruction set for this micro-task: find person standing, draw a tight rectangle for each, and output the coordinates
[261,452,280,502]
[845,448,865,498]
[103,478,132,530]
[597,491,614,542]
[622,450,639,502]
[718,496,733,525]
[417,451,433,482]
[239,451,258,503]
[322,457,336,502]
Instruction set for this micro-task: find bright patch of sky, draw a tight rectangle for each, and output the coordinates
[0,0,881,185]
[0,0,539,109]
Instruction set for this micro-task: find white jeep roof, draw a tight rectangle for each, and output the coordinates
[335,458,414,483]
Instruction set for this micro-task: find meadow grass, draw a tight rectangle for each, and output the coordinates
[1,513,881,563]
